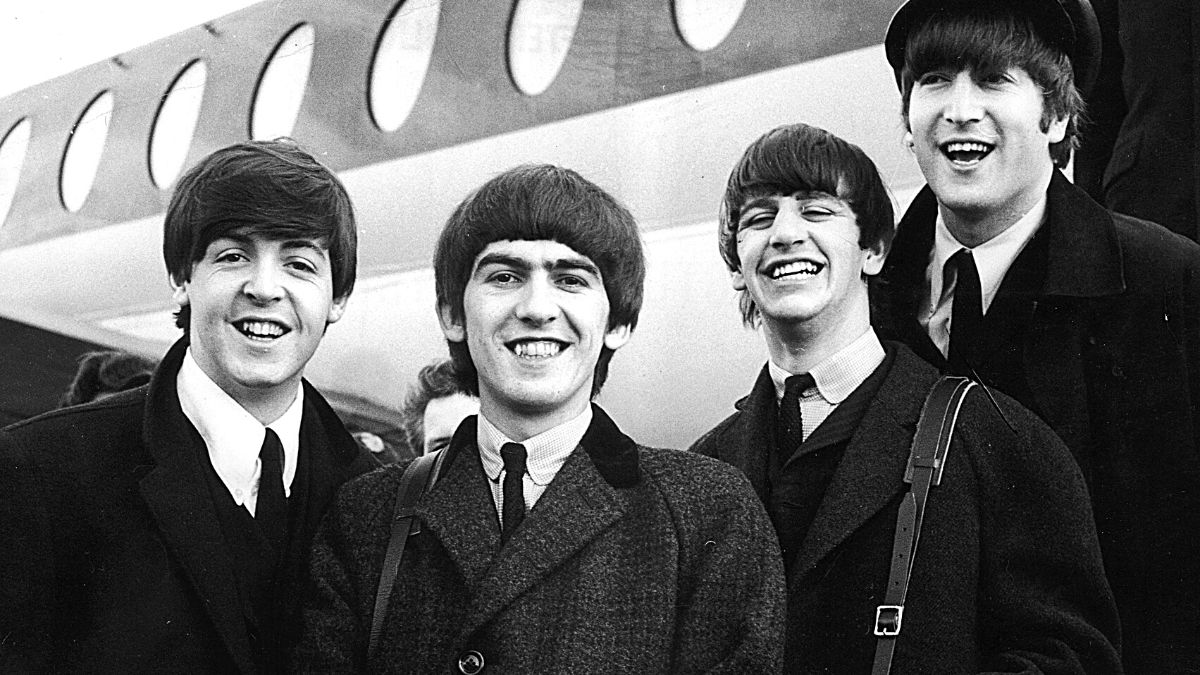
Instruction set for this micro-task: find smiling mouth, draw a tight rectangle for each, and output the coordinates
[942,141,994,164]
[509,339,565,359]
[769,260,823,280]
[237,320,289,341]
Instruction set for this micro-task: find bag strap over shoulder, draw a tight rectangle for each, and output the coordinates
[367,449,446,660]
[871,376,975,675]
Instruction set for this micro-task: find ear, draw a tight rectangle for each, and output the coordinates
[603,323,632,351]
[862,239,889,277]
[170,275,190,308]
[327,295,348,324]
[437,302,465,343]
[1046,114,1068,144]
[730,268,747,292]
[903,131,915,152]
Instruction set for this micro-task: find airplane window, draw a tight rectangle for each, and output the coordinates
[507,0,583,96]
[150,59,207,189]
[674,0,747,52]
[251,23,315,140]
[370,0,441,133]
[61,91,114,213]
[0,118,31,228]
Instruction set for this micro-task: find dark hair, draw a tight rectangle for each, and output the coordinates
[398,359,474,455]
[898,5,1086,168]
[58,350,157,408]
[719,123,895,326]
[163,138,357,330]
[433,164,645,397]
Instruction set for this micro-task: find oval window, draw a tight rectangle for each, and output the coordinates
[508,0,583,96]
[61,91,115,212]
[149,59,207,189]
[674,0,747,52]
[251,23,315,140]
[370,0,441,133]
[0,118,32,228]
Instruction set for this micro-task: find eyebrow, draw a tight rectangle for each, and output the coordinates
[213,233,327,253]
[474,251,601,277]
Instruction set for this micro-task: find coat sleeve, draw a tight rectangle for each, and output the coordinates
[661,455,786,674]
[966,395,1123,675]
[294,467,398,674]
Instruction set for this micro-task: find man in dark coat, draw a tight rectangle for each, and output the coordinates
[691,123,1120,673]
[0,140,377,674]
[297,165,785,673]
[872,1,1200,670]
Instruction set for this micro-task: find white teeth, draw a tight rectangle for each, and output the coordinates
[946,141,991,153]
[513,340,563,358]
[240,320,285,338]
[771,261,821,279]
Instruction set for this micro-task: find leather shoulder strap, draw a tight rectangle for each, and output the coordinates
[871,376,975,675]
[367,449,445,660]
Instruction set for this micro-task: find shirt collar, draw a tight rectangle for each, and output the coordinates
[177,348,303,504]
[930,189,1048,313]
[768,328,885,404]
[477,406,592,487]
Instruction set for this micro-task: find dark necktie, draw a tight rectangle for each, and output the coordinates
[257,428,287,551]
[947,248,983,375]
[776,373,815,468]
[500,443,527,545]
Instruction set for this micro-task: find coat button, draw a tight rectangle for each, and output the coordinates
[457,650,485,674]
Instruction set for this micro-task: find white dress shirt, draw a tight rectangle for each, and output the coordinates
[177,349,302,515]
[769,328,885,442]
[477,406,592,522]
[921,191,1049,356]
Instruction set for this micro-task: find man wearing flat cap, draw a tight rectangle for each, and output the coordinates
[872,0,1200,671]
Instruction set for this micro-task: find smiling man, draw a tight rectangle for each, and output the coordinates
[296,164,785,673]
[0,140,377,674]
[870,1,1200,671]
[690,123,1119,673]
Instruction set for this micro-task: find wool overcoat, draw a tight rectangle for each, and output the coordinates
[0,338,377,674]
[872,171,1200,672]
[295,405,786,673]
[690,344,1121,674]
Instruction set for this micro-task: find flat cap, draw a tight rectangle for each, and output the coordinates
[883,0,1100,95]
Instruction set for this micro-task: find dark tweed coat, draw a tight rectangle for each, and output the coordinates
[872,171,1200,672]
[690,345,1121,674]
[295,405,786,673]
[0,338,377,674]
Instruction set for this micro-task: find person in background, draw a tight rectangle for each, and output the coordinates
[690,122,1119,673]
[57,349,157,408]
[871,0,1200,670]
[297,164,785,673]
[0,139,377,674]
[398,358,480,456]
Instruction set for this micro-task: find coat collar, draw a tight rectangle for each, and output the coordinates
[417,404,636,639]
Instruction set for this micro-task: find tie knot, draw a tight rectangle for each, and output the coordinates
[501,442,527,473]
[783,373,815,399]
[260,428,283,466]
[949,247,976,274]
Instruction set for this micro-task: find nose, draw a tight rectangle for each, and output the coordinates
[768,201,810,249]
[514,275,558,325]
[943,73,983,125]
[243,259,285,303]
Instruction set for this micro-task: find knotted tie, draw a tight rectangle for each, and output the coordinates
[776,373,815,465]
[500,443,527,545]
[947,248,983,375]
[257,428,287,551]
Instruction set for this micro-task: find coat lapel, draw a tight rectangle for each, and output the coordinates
[791,349,933,583]
[137,339,257,675]
[718,367,777,502]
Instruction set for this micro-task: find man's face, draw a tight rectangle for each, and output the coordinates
[422,392,479,455]
[906,66,1067,230]
[439,239,630,428]
[172,232,346,406]
[731,192,885,334]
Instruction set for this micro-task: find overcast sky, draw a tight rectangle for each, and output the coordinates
[0,0,265,99]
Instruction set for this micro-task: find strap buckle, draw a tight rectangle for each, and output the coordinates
[874,605,903,637]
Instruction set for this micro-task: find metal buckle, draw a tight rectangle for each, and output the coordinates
[874,605,903,637]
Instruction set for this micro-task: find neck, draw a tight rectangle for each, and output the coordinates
[225,382,298,426]
[480,397,590,442]
[762,306,871,374]
[940,165,1053,248]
